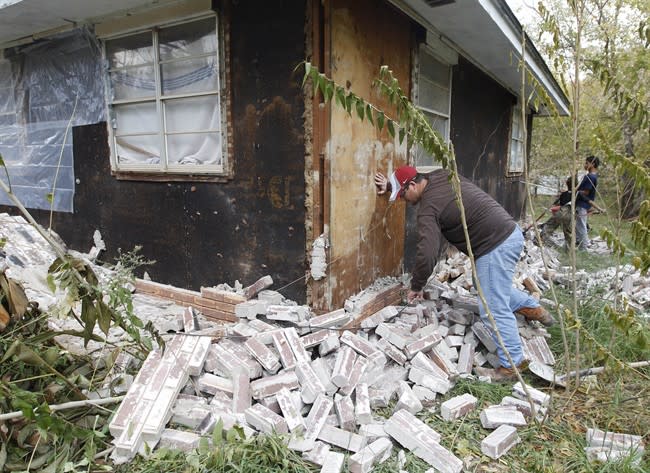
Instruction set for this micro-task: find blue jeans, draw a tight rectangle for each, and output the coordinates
[575,207,589,249]
[475,226,539,368]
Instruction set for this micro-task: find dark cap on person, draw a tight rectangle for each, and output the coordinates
[389,165,417,201]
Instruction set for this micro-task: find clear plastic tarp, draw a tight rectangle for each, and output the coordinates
[0,28,106,212]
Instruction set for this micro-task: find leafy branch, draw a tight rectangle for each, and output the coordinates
[302,62,453,166]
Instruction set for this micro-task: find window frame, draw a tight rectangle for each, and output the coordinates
[507,105,526,175]
[412,43,453,173]
[103,13,229,180]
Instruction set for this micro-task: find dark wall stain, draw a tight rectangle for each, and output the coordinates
[450,57,526,218]
[1,0,308,302]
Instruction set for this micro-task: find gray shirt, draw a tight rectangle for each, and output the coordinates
[411,169,517,291]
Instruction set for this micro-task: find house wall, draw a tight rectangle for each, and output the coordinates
[450,57,526,218]
[320,0,412,309]
[1,0,309,302]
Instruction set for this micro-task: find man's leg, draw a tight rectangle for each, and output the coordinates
[475,228,525,369]
[541,214,560,241]
[559,209,573,247]
[575,207,589,249]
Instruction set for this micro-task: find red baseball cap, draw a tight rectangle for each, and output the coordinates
[389,165,417,201]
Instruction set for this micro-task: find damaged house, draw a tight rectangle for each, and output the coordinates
[0,0,569,311]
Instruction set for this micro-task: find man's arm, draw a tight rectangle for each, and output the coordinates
[410,208,443,298]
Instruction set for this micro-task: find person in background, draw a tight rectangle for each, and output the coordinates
[541,175,576,248]
[575,155,600,250]
[375,166,555,381]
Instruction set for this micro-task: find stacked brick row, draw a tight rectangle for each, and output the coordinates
[135,279,246,323]
[109,276,561,470]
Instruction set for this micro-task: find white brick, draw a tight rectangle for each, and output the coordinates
[301,329,333,349]
[311,357,338,395]
[317,424,367,452]
[171,406,211,429]
[512,382,551,407]
[348,437,393,473]
[440,393,477,421]
[158,429,201,452]
[318,334,341,356]
[302,441,330,466]
[182,306,200,332]
[395,381,423,414]
[341,331,383,358]
[235,300,260,319]
[339,355,368,397]
[296,362,326,404]
[411,351,449,381]
[500,396,546,419]
[212,343,256,379]
[219,339,264,378]
[376,323,413,349]
[412,385,437,403]
[244,337,281,373]
[197,372,234,396]
[257,290,284,304]
[284,327,312,365]
[272,330,298,370]
[456,343,474,375]
[187,336,212,376]
[331,345,356,388]
[409,366,451,394]
[231,372,251,414]
[404,332,442,359]
[428,346,459,377]
[309,308,350,329]
[586,428,643,450]
[289,394,333,452]
[377,338,407,365]
[358,423,389,441]
[250,371,299,400]
[481,424,520,459]
[320,451,345,473]
[244,403,288,434]
[368,386,393,409]
[334,394,356,431]
[472,321,497,352]
[354,383,373,425]
[276,387,305,434]
[480,405,527,429]
[384,410,462,473]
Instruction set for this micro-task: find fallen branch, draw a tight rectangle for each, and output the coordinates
[0,395,124,422]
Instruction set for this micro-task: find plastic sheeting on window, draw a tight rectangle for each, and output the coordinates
[107,17,222,171]
[0,28,105,213]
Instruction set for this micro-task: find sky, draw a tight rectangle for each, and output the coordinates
[505,0,539,26]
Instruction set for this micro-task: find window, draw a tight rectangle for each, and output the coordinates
[105,16,226,176]
[508,106,525,174]
[413,46,452,171]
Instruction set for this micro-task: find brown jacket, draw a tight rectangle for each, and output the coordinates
[411,170,516,291]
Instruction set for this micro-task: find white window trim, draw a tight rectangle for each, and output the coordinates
[103,13,228,178]
[412,43,453,173]
[507,105,526,175]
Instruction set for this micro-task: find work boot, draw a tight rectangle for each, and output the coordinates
[516,306,556,327]
[474,359,530,382]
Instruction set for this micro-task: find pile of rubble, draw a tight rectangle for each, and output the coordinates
[1,213,645,471]
[521,230,650,313]
[107,275,557,471]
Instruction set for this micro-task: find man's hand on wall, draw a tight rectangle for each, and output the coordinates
[374,172,388,195]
